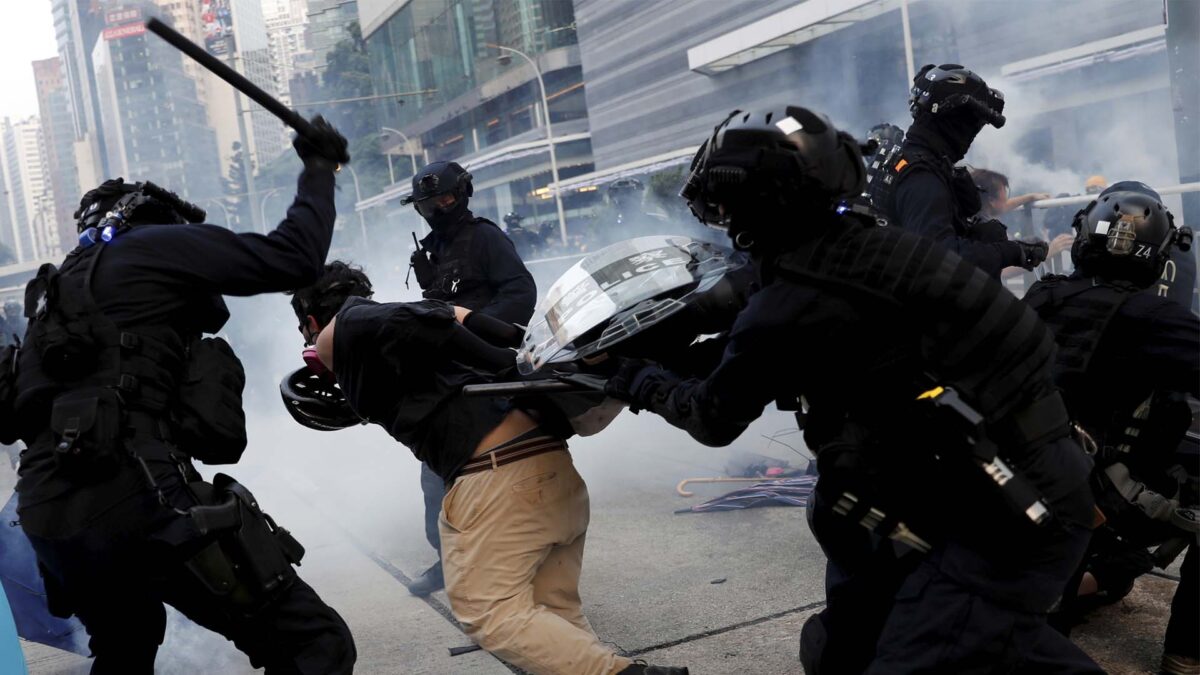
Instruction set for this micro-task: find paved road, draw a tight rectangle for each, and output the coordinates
[18,408,1181,674]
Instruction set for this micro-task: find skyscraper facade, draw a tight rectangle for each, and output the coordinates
[91,4,223,204]
[32,57,82,255]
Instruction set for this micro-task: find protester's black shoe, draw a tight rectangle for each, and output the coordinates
[408,561,444,597]
[618,660,689,674]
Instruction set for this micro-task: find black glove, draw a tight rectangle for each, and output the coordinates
[1015,239,1049,270]
[967,216,1008,244]
[600,357,653,409]
[293,115,350,169]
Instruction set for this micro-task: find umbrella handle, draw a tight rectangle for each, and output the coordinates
[675,476,769,497]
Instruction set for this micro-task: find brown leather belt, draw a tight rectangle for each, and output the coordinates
[458,434,566,476]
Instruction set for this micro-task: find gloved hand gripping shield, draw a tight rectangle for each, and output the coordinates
[517,235,748,374]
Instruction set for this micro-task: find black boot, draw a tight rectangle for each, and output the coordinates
[408,561,444,597]
[618,660,689,674]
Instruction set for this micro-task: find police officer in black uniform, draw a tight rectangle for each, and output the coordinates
[6,118,356,674]
[403,160,536,596]
[1024,182,1199,675]
[502,211,540,260]
[867,64,1049,279]
[603,107,1100,673]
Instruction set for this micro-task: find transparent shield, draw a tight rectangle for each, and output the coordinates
[518,235,746,374]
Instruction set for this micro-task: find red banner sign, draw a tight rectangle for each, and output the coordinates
[103,22,147,41]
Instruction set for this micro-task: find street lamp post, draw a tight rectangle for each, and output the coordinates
[381,126,419,184]
[486,42,568,245]
[341,164,369,248]
[259,188,284,234]
[202,198,232,229]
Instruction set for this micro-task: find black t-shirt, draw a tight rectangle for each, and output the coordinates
[331,297,510,481]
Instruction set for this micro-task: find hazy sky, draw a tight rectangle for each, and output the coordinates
[0,1,62,120]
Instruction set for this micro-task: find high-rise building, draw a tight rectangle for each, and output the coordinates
[265,0,315,107]
[228,0,288,167]
[50,0,109,184]
[0,117,59,263]
[32,57,82,255]
[91,4,223,204]
[307,0,358,71]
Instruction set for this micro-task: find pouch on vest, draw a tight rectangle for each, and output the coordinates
[24,263,98,380]
[0,345,19,445]
[49,387,123,478]
[173,337,247,464]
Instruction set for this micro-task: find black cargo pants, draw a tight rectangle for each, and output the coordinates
[21,474,355,675]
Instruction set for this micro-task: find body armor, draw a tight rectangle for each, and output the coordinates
[776,214,1056,424]
[1025,275,1191,539]
[417,218,501,310]
[865,144,983,237]
[16,242,187,490]
[773,215,1071,541]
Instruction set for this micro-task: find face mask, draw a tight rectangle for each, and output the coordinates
[302,346,335,382]
[418,195,468,229]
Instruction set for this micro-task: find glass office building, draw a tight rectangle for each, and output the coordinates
[358,0,595,232]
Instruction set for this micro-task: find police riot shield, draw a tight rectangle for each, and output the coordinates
[518,235,747,374]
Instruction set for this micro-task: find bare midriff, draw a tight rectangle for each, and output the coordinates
[471,408,540,457]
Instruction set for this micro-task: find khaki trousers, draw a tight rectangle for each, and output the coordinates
[439,448,630,675]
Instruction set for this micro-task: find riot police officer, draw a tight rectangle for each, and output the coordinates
[402,161,536,596]
[502,211,539,259]
[5,118,356,674]
[604,107,1100,672]
[1024,182,1198,675]
[867,64,1049,278]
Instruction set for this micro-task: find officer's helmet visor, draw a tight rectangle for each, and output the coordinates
[415,193,457,218]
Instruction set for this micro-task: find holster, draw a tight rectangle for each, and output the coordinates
[180,473,305,613]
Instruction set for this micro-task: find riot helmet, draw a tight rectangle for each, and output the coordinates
[907,64,1004,161]
[401,161,473,228]
[909,64,1005,129]
[279,367,362,431]
[74,178,205,245]
[503,212,523,230]
[1071,181,1192,287]
[680,106,865,251]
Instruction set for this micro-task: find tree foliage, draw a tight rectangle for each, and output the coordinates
[647,166,688,218]
[251,21,394,244]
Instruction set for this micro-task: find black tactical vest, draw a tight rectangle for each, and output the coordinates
[1023,275,1141,452]
[419,217,500,310]
[866,144,982,237]
[775,214,1058,425]
[15,242,188,481]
